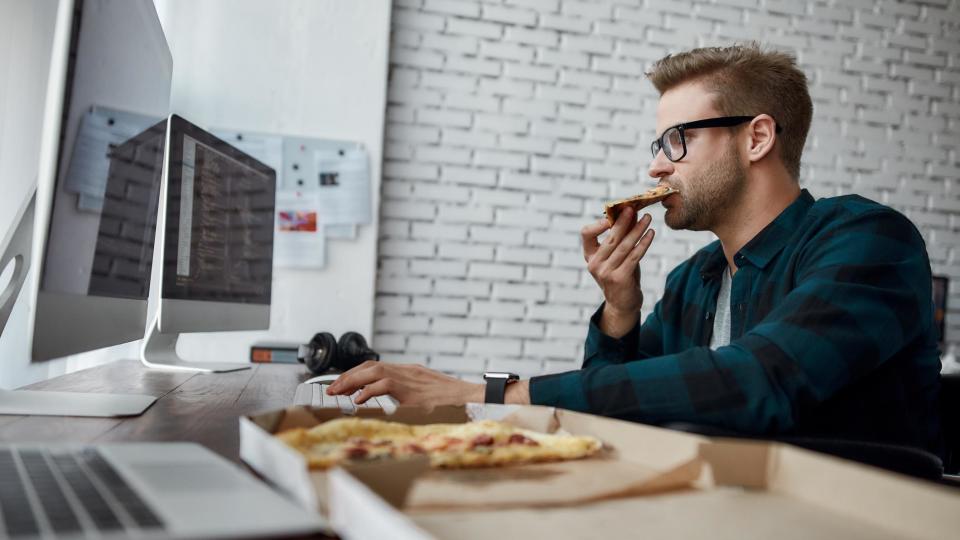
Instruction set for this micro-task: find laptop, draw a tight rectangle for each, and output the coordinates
[0,442,324,539]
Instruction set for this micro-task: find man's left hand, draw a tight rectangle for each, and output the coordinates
[325,361,483,406]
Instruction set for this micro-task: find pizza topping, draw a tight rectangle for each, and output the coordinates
[439,437,463,450]
[508,433,539,446]
[470,434,495,448]
[404,443,426,454]
[345,446,369,459]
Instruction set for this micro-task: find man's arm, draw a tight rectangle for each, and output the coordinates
[326,361,533,406]
[530,210,934,433]
[583,300,665,370]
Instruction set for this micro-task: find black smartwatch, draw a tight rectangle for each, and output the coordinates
[483,372,519,404]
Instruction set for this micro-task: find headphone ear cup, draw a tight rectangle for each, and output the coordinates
[335,332,378,372]
[303,332,337,374]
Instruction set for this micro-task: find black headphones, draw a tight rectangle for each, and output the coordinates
[297,332,380,375]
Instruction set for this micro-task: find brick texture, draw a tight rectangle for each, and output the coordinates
[376,0,960,376]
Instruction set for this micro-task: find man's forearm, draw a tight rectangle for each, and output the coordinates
[598,303,640,338]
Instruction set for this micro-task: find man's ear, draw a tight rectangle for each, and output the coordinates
[745,114,778,164]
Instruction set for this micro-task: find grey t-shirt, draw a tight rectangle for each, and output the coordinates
[709,267,732,349]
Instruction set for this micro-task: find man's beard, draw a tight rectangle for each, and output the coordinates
[663,142,748,231]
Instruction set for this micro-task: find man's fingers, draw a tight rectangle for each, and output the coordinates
[581,219,611,261]
[327,361,381,395]
[625,228,656,265]
[590,207,636,263]
[354,379,391,404]
[604,214,652,270]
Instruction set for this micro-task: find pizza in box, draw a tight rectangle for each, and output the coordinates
[275,417,603,470]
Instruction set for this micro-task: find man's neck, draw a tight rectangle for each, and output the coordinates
[714,175,801,275]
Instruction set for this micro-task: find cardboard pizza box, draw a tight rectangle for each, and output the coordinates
[239,405,960,539]
[240,404,705,513]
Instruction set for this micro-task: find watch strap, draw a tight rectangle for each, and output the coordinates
[484,376,509,404]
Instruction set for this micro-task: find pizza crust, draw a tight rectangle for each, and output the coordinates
[603,186,679,226]
[275,418,603,470]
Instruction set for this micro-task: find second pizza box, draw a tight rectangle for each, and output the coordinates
[240,404,960,539]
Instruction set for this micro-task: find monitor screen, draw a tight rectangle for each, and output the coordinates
[29,0,172,362]
[39,0,170,300]
[87,121,166,299]
[162,116,275,305]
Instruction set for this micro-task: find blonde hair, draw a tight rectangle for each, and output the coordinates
[647,43,812,180]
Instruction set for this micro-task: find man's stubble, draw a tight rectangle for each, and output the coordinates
[664,139,748,232]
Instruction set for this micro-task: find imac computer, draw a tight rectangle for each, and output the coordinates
[0,0,172,416]
[140,115,276,373]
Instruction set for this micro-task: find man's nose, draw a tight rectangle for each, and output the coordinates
[648,148,674,180]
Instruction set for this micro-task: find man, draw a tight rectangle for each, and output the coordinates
[329,44,942,454]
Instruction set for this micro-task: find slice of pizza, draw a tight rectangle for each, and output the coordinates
[418,420,603,469]
[276,418,417,469]
[603,185,679,226]
[274,418,603,470]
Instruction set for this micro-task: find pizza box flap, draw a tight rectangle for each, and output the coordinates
[341,455,431,509]
[698,439,960,539]
[404,440,960,540]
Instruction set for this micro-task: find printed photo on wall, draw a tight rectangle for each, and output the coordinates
[274,190,325,269]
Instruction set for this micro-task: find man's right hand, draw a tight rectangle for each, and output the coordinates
[581,206,656,338]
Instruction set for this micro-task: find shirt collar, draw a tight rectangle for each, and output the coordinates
[700,189,815,281]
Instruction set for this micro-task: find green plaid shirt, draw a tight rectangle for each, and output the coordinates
[530,189,942,453]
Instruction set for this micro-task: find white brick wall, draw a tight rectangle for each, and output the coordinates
[376,0,960,378]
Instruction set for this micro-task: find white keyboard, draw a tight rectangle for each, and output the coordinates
[293,380,397,414]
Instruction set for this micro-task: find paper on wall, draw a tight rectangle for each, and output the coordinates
[274,190,325,269]
[283,137,372,226]
[64,106,156,209]
[314,145,371,225]
[210,129,284,181]
[325,224,357,239]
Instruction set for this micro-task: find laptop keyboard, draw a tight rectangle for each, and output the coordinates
[0,447,165,539]
[293,382,397,414]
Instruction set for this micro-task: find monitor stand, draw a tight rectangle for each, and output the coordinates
[0,188,157,417]
[140,313,250,373]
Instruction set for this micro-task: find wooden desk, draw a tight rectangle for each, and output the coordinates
[1,360,334,538]
[0,359,313,464]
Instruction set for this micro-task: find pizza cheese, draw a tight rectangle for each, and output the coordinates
[603,185,679,226]
[275,418,603,470]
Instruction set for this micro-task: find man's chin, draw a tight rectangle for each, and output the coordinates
[664,209,686,230]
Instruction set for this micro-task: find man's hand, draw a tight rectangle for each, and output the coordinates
[581,206,655,337]
[326,362,483,406]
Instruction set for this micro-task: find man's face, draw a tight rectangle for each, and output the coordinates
[649,81,748,231]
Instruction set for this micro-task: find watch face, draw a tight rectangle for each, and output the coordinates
[485,372,518,381]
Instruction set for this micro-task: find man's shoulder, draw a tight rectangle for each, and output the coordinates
[810,192,906,222]
[808,192,922,243]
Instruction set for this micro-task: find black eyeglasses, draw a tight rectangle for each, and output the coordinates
[650,115,783,162]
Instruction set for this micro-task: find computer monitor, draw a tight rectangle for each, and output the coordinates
[0,0,172,416]
[140,115,276,373]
